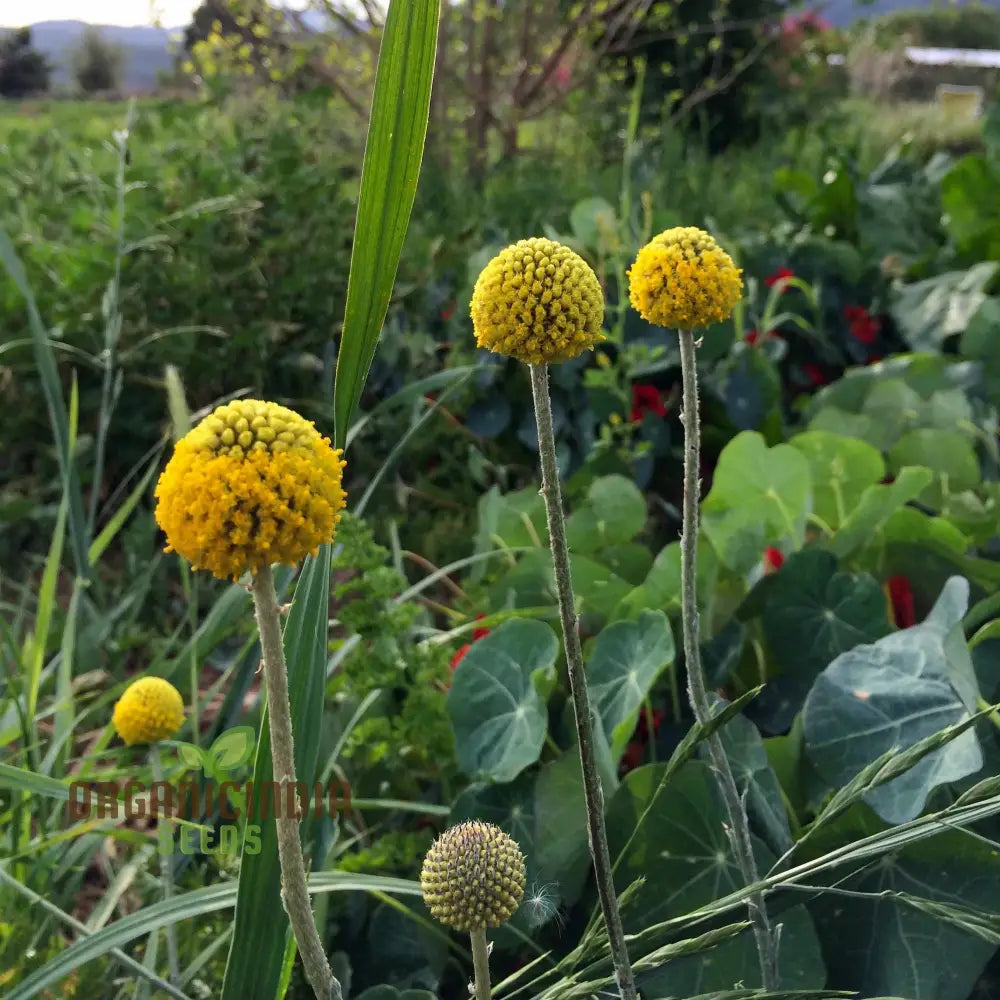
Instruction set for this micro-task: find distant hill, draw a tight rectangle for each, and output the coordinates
[24,21,180,92]
[820,0,1000,28]
[14,1,999,94]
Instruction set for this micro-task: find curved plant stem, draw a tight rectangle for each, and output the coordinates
[677,328,779,990]
[470,928,492,1000]
[528,362,637,1000]
[251,564,341,1000]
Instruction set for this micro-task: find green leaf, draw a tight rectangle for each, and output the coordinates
[959,298,1000,383]
[220,555,332,1000]
[717,343,782,431]
[364,903,446,991]
[209,726,256,773]
[888,429,981,501]
[492,549,632,629]
[701,432,811,573]
[569,196,617,249]
[479,485,548,549]
[600,543,654,585]
[883,507,971,554]
[762,549,890,704]
[808,810,1000,1000]
[448,619,558,782]
[605,761,825,995]
[828,466,934,559]
[586,610,674,758]
[788,430,885,531]
[175,743,205,771]
[532,749,615,910]
[356,988,438,1000]
[613,538,717,621]
[706,696,794,855]
[940,155,1000,263]
[891,263,999,353]
[332,0,441,447]
[565,474,647,552]
[803,577,983,824]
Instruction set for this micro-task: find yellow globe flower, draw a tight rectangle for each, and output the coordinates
[154,399,346,581]
[470,237,605,365]
[113,677,184,746]
[420,820,526,932]
[628,227,743,329]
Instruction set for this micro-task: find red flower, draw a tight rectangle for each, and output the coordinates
[450,644,472,672]
[472,614,490,641]
[802,363,827,387]
[440,302,455,321]
[764,547,784,572]
[631,384,667,423]
[765,267,795,292]
[844,305,881,345]
[887,576,915,629]
[636,707,666,739]
[745,328,780,347]
[619,741,645,775]
[449,615,492,679]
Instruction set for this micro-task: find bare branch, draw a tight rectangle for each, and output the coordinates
[513,0,599,109]
[667,33,773,124]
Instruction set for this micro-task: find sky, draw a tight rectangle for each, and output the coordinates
[0,0,312,28]
[0,0,198,27]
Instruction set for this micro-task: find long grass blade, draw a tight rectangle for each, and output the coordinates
[4,872,420,1000]
[332,0,441,448]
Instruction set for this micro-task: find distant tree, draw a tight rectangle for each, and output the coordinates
[596,0,788,152]
[0,27,51,97]
[71,27,125,94]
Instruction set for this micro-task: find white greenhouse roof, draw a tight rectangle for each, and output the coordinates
[904,47,1000,67]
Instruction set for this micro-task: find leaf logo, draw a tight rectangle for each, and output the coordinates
[175,726,255,781]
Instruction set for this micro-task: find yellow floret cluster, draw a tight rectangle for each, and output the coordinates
[470,237,605,365]
[154,399,347,581]
[420,820,526,932]
[112,677,184,746]
[628,226,743,329]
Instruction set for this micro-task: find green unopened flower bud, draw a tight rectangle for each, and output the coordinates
[420,821,526,932]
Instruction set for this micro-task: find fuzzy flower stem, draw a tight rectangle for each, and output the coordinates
[470,929,492,1000]
[678,329,779,990]
[528,363,637,1000]
[251,564,340,1000]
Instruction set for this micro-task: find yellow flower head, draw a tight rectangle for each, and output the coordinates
[470,237,605,365]
[154,399,346,581]
[420,820,526,932]
[112,677,184,746]
[628,226,743,329]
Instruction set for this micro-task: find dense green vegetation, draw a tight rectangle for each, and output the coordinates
[3,2,1000,999]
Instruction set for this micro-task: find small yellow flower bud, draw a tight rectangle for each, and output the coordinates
[112,677,184,746]
[420,821,526,932]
